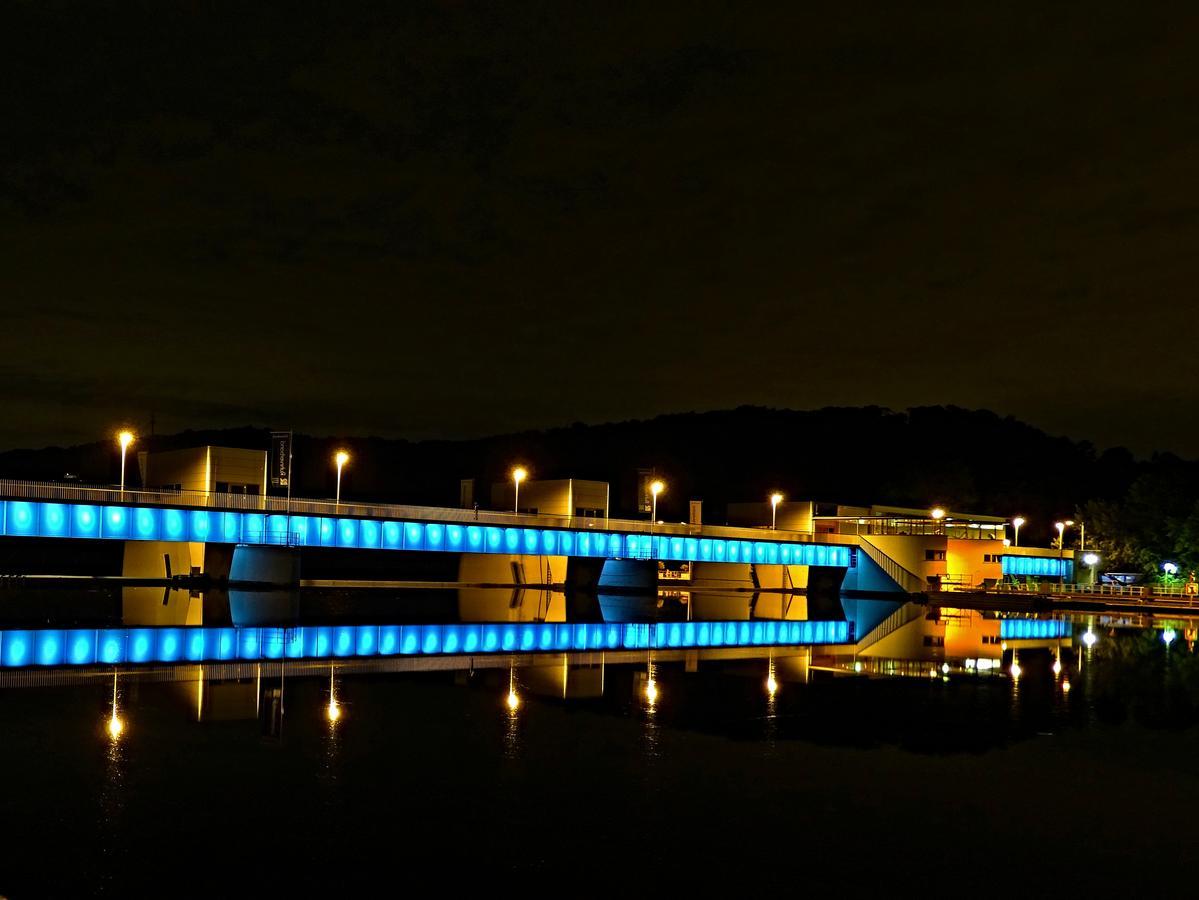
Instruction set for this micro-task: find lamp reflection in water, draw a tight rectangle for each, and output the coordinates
[765,658,779,697]
[506,667,520,713]
[326,665,342,725]
[644,661,659,708]
[107,671,124,740]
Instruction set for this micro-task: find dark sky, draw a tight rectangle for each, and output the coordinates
[3,2,1198,454]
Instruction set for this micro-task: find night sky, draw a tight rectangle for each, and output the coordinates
[4,2,1198,454]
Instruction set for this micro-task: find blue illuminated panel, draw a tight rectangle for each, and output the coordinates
[1001,556,1071,577]
[0,619,852,668]
[0,499,855,571]
[999,618,1072,640]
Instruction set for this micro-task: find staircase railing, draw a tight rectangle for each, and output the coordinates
[857,537,928,595]
[856,601,927,651]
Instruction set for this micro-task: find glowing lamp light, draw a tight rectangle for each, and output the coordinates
[1062,680,1072,693]
[941,662,950,675]
[1082,629,1098,648]
[766,674,778,695]
[1010,661,1022,680]
[326,700,341,723]
[107,715,124,739]
[930,507,946,520]
[1012,516,1026,529]
[506,688,520,711]
[1163,628,1177,647]
[333,450,351,505]
[1164,562,1180,576]
[645,679,659,704]
[1083,553,1100,567]
[118,430,134,451]
[1052,657,1062,676]
[853,660,863,673]
[769,492,784,530]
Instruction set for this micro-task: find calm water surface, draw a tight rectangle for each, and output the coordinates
[2,589,1198,896]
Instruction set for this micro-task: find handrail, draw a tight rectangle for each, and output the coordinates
[0,477,856,547]
[857,537,928,594]
[988,581,1198,601]
[857,601,927,651]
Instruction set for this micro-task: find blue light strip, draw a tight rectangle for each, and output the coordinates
[1001,555,1071,577]
[0,619,853,668]
[0,500,853,567]
[999,619,1072,639]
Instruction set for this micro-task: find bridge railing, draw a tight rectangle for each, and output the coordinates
[856,601,927,651]
[989,581,1198,601]
[0,478,852,547]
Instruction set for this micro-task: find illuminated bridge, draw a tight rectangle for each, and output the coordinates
[0,479,854,569]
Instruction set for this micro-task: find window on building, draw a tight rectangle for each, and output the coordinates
[925,549,946,561]
[575,507,604,518]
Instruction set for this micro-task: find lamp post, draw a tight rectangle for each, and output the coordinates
[1012,516,1025,548]
[512,466,527,515]
[334,450,350,507]
[650,480,664,524]
[770,492,783,530]
[117,431,135,496]
[1083,552,1100,585]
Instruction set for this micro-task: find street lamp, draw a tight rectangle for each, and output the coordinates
[117,430,135,495]
[770,492,783,530]
[930,507,946,520]
[1012,516,1025,547]
[511,466,527,514]
[650,480,665,523]
[333,450,350,506]
[1055,520,1074,557]
[1083,552,1100,585]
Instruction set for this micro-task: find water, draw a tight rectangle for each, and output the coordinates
[2,589,1199,895]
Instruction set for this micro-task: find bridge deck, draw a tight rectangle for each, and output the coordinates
[0,480,855,568]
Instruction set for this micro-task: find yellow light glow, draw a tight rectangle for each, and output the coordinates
[930,507,946,520]
[512,466,527,484]
[770,492,783,506]
[117,430,134,451]
[1011,661,1022,679]
[334,450,350,468]
[326,700,341,723]
[1052,657,1062,676]
[506,689,520,711]
[108,715,124,739]
[766,674,778,695]
[645,679,658,704]
[853,660,863,673]
[1062,680,1072,693]
[1012,516,1026,528]
[650,480,665,497]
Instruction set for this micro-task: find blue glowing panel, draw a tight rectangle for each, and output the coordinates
[461,625,482,653]
[71,505,100,539]
[98,630,125,664]
[238,628,260,659]
[467,526,485,551]
[337,519,359,548]
[379,625,401,654]
[541,530,559,555]
[383,521,403,549]
[68,631,95,665]
[359,519,381,549]
[446,525,464,551]
[219,511,241,543]
[265,515,290,544]
[503,528,521,554]
[162,509,186,541]
[189,510,212,542]
[333,625,356,656]
[6,501,36,536]
[40,504,68,538]
[186,629,209,661]
[422,626,442,655]
[285,629,305,658]
[2,631,31,666]
[400,627,420,654]
[481,524,501,553]
[404,522,424,551]
[318,518,336,547]
[34,630,63,665]
[426,523,444,552]
[101,506,130,539]
[157,628,182,662]
[261,628,286,659]
[441,624,462,654]
[522,529,539,554]
[559,531,575,556]
[129,630,154,664]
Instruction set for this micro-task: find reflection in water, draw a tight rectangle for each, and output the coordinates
[327,665,342,725]
[107,671,124,741]
[503,667,521,759]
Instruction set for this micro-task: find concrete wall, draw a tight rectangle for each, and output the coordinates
[946,538,1004,587]
[141,446,267,493]
[491,479,609,517]
[458,553,568,585]
[726,500,813,532]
